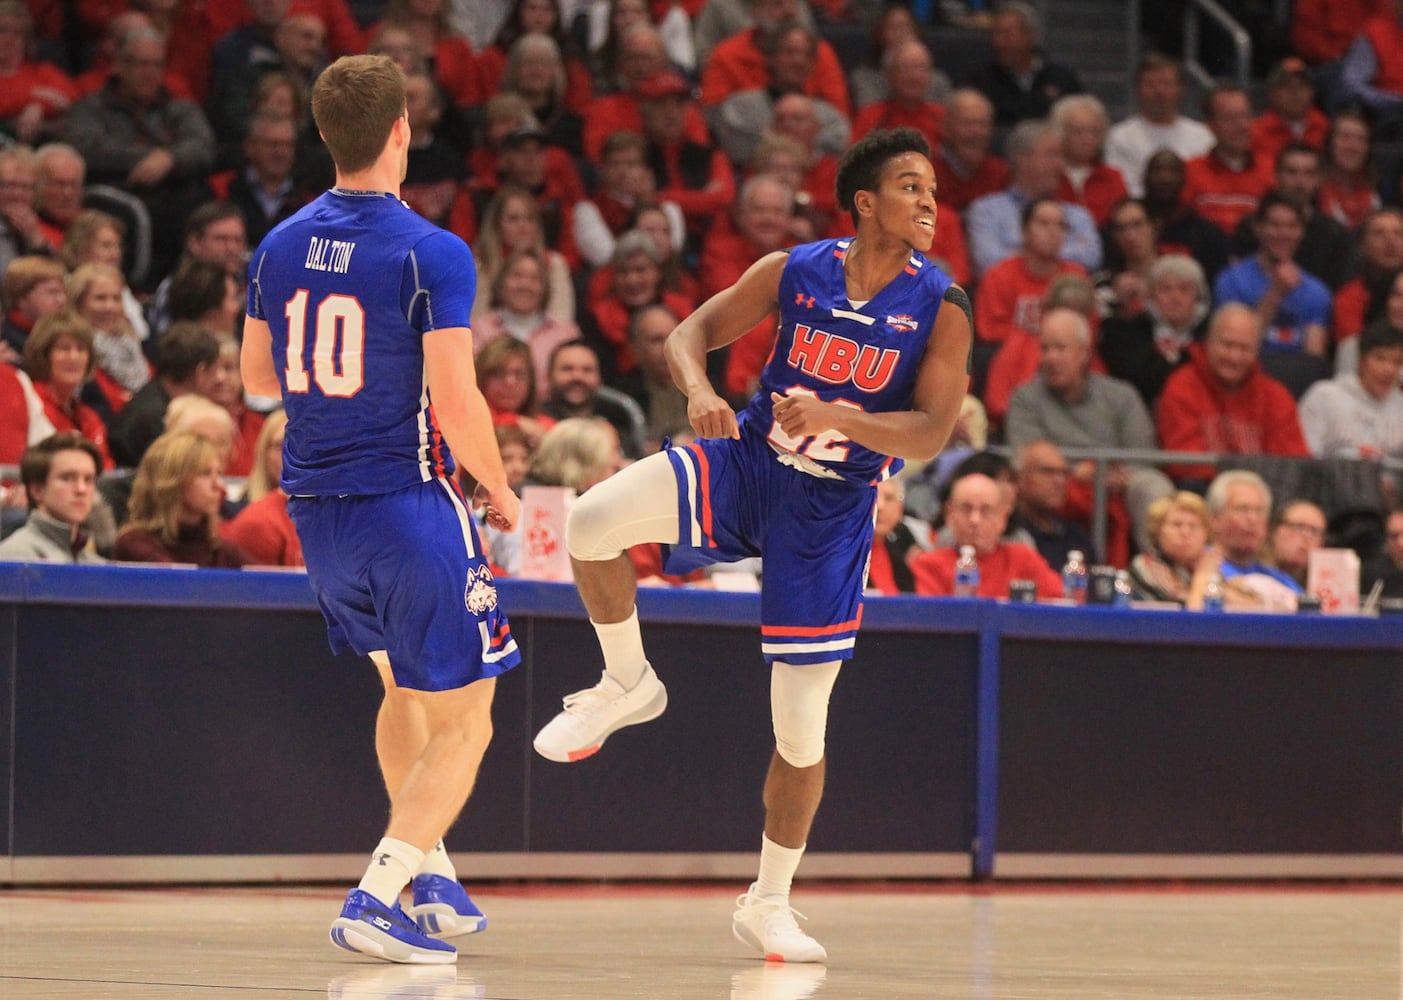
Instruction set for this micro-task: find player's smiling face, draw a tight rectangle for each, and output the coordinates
[874,152,938,251]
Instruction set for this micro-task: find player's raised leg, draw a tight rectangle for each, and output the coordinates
[533,452,679,762]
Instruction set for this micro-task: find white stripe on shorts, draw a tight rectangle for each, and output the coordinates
[675,446,703,548]
[436,477,478,560]
[761,637,856,656]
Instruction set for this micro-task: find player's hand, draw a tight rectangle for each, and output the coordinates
[473,482,520,533]
[771,391,837,439]
[688,387,739,439]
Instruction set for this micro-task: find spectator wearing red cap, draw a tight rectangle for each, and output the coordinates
[1251,58,1329,167]
[637,70,735,242]
[581,25,711,161]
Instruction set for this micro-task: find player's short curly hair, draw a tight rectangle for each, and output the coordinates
[835,127,931,228]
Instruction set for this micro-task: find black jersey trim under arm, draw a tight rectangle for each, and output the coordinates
[942,284,973,375]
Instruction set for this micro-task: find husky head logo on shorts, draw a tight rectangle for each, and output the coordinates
[464,565,499,614]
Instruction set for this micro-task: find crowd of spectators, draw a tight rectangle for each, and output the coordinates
[0,0,1400,605]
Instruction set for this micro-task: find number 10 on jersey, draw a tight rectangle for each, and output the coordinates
[284,289,366,397]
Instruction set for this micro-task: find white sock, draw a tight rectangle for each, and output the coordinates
[594,608,648,689]
[416,840,457,880]
[357,836,424,907]
[754,834,806,901]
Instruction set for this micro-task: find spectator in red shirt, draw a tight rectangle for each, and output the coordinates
[975,198,1088,347]
[1156,303,1311,486]
[500,32,586,158]
[713,22,850,167]
[1332,207,1403,344]
[22,308,113,469]
[221,407,303,567]
[580,24,711,162]
[1318,108,1380,231]
[479,0,592,113]
[476,333,556,447]
[766,93,843,218]
[1251,58,1329,167]
[849,3,952,110]
[637,71,736,242]
[74,10,194,101]
[911,471,1063,599]
[1339,4,1403,122]
[0,1,75,147]
[700,2,849,118]
[697,174,796,400]
[1051,94,1128,228]
[471,183,576,328]
[582,228,694,380]
[368,0,482,109]
[574,130,687,270]
[1182,84,1273,236]
[932,89,1008,213]
[471,124,585,267]
[1291,0,1386,66]
[851,39,946,157]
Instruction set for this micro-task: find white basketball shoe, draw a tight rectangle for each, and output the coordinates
[732,883,828,964]
[533,665,667,762]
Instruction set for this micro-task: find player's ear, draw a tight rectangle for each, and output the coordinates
[853,189,876,219]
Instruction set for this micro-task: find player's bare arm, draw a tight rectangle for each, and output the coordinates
[240,316,281,398]
[770,287,973,462]
[665,251,787,440]
[424,326,520,532]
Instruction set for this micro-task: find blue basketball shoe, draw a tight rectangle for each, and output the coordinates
[330,889,457,964]
[406,874,488,939]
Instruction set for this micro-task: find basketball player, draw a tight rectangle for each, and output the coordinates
[240,55,520,965]
[534,127,973,962]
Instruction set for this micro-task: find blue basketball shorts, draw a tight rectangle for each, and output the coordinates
[663,433,877,665]
[288,478,520,691]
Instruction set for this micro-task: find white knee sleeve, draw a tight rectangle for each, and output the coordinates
[565,451,681,562]
[770,660,841,769]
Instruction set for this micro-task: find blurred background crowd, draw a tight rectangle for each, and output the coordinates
[0,0,1400,608]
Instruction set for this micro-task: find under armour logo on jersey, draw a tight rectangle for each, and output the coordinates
[794,292,815,308]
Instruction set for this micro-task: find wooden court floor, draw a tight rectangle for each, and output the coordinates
[1,882,1398,998]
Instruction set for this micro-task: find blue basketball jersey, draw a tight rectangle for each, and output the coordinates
[738,238,953,484]
[247,189,477,496]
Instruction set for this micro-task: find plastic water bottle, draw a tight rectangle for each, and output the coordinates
[1062,550,1088,604]
[1113,570,1133,608]
[1202,573,1225,612]
[954,545,980,597]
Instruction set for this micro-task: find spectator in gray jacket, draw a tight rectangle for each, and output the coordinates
[0,432,106,564]
[1005,306,1174,557]
[63,26,215,284]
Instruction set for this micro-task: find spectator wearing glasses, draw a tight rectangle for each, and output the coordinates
[1266,499,1327,588]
